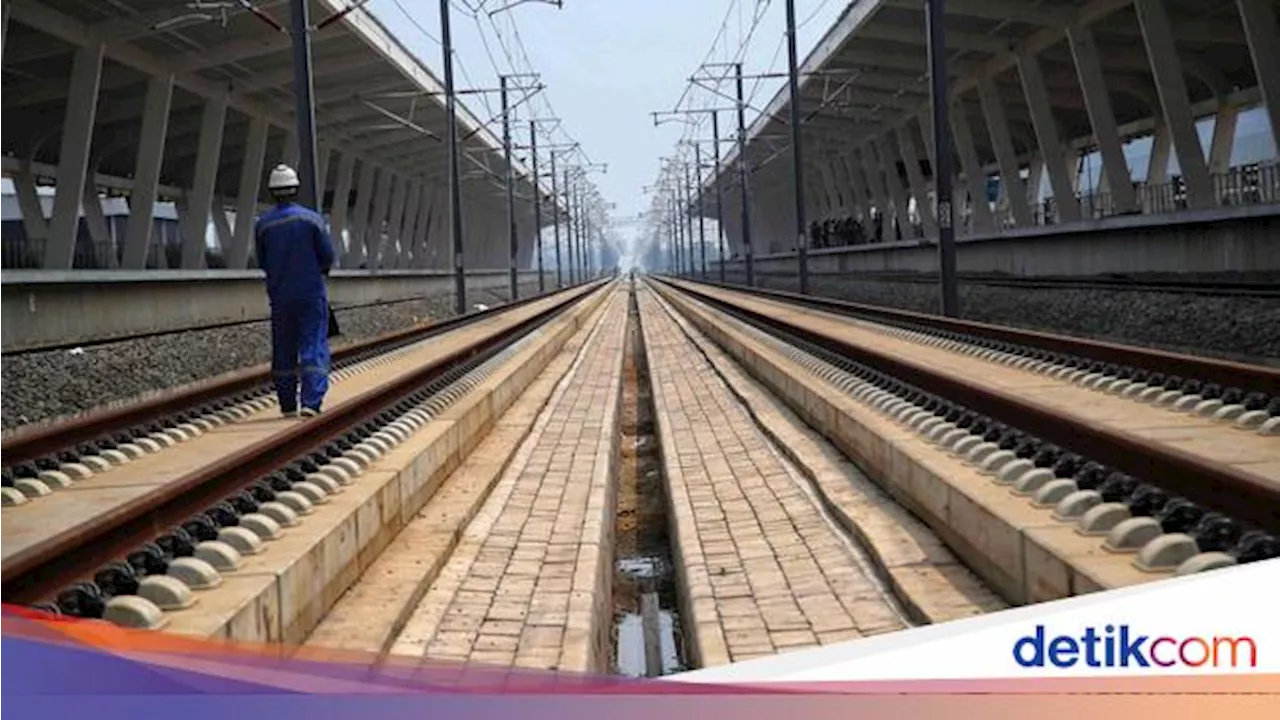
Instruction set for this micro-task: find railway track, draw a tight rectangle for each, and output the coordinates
[0,281,608,624]
[650,277,1280,597]
[744,270,1280,298]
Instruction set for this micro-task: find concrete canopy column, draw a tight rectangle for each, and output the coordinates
[1148,121,1175,191]
[424,186,448,268]
[829,156,852,214]
[895,121,937,237]
[347,161,375,266]
[1134,0,1214,209]
[382,175,408,268]
[806,166,827,221]
[1237,0,1280,154]
[839,152,871,220]
[365,170,394,268]
[977,77,1033,227]
[395,179,421,268]
[872,135,913,239]
[1026,157,1045,214]
[828,155,857,218]
[45,42,104,269]
[1016,50,1081,223]
[14,164,48,249]
[227,116,269,269]
[180,94,228,269]
[1068,24,1138,214]
[949,102,996,232]
[856,146,889,217]
[328,152,356,265]
[316,145,332,206]
[122,73,173,269]
[1209,105,1240,175]
[211,202,233,257]
[81,177,113,267]
[408,183,433,268]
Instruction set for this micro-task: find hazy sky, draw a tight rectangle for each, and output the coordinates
[367,0,851,239]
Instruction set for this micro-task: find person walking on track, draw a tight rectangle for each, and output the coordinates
[255,163,336,418]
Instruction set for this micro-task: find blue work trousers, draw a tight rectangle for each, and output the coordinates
[270,298,331,412]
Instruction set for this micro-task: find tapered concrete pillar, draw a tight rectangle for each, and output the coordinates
[1237,0,1280,163]
[1068,25,1138,214]
[1209,105,1240,175]
[1134,0,1214,209]
[976,78,1032,227]
[896,122,937,236]
[381,175,408,268]
[1016,51,1081,223]
[839,153,871,220]
[227,116,269,269]
[316,145,332,207]
[81,176,114,267]
[395,180,420,268]
[180,94,228,268]
[14,164,48,250]
[1026,158,1044,214]
[1147,124,1172,188]
[365,170,394,268]
[346,161,376,266]
[825,156,853,216]
[45,43,104,269]
[211,202,233,259]
[856,146,890,217]
[833,155,862,219]
[949,103,996,232]
[872,135,913,238]
[328,153,356,264]
[122,73,173,269]
[423,186,448,268]
[408,183,433,268]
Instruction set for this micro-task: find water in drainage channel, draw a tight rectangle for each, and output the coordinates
[610,283,688,678]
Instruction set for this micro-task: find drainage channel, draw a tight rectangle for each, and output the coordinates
[610,281,688,678]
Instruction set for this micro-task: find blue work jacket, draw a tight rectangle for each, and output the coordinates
[254,203,336,305]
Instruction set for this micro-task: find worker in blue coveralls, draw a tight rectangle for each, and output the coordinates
[255,164,336,418]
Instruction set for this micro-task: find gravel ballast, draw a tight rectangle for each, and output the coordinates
[727,271,1280,365]
[2,281,543,430]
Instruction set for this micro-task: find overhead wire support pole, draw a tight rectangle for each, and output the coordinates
[683,158,696,277]
[289,0,319,210]
[551,152,562,286]
[668,194,679,277]
[695,140,707,281]
[564,166,576,284]
[784,0,809,295]
[711,111,726,284]
[926,0,960,316]
[245,0,384,210]
[529,120,544,294]
[440,0,466,315]
[735,63,754,288]
[501,74,518,302]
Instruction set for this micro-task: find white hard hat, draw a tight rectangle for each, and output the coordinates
[268,164,300,191]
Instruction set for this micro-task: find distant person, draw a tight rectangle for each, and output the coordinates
[255,164,336,418]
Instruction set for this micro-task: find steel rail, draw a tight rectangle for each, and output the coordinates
[669,278,1280,398]
[653,277,1280,536]
[741,270,1280,298]
[1,281,609,603]
[2,283,601,468]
